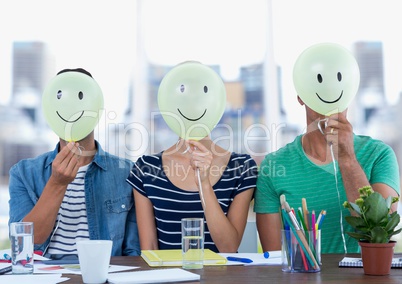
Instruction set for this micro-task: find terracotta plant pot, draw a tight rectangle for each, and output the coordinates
[359,241,396,276]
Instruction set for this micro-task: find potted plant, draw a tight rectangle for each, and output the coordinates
[343,185,401,275]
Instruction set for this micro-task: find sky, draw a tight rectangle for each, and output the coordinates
[0,0,401,126]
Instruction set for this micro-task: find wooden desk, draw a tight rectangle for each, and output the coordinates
[63,254,402,283]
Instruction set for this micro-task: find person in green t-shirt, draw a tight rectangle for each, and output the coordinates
[254,95,400,253]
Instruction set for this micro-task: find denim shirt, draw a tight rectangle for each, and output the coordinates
[8,141,140,256]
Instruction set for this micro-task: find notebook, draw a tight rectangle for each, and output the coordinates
[141,249,227,267]
[339,257,402,268]
[107,268,200,283]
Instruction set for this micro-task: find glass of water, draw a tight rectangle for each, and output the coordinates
[181,218,204,269]
[10,222,34,274]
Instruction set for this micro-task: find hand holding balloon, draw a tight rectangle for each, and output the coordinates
[186,140,213,186]
[322,112,355,161]
[49,141,82,187]
[293,43,360,116]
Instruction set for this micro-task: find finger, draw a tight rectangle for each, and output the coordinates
[328,113,340,121]
[194,161,210,174]
[187,140,208,152]
[326,117,340,128]
[64,153,80,176]
[54,142,76,166]
[192,151,211,159]
[325,135,336,146]
[325,126,339,137]
[191,155,204,166]
[59,143,81,169]
[184,140,193,154]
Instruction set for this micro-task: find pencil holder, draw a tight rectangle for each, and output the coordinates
[281,229,321,273]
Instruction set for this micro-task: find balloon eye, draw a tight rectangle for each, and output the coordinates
[180,84,185,93]
[337,72,342,82]
[204,86,208,93]
[78,91,83,100]
[57,90,62,99]
[317,74,323,83]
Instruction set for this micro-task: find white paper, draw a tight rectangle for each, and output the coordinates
[34,264,138,275]
[107,268,200,284]
[0,263,11,270]
[0,274,69,284]
[0,248,49,261]
[219,251,282,266]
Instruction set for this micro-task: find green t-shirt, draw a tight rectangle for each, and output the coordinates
[254,134,400,253]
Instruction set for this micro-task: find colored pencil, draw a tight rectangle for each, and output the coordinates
[318,210,326,229]
[282,200,319,269]
[302,198,310,231]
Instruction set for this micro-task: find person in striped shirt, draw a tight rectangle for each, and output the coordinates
[127,138,258,253]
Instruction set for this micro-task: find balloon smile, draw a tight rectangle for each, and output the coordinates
[316,90,343,104]
[56,111,84,123]
[177,108,207,121]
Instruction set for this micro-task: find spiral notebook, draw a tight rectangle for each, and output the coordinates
[339,257,402,268]
[141,249,227,267]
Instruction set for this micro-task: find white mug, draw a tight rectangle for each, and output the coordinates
[76,240,112,284]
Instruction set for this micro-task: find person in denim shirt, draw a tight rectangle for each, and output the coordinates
[8,68,140,257]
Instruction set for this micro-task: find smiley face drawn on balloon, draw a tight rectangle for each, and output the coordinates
[293,43,360,115]
[42,70,104,141]
[158,61,226,140]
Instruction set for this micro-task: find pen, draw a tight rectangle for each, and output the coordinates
[311,210,316,246]
[0,265,12,275]
[316,210,323,226]
[0,254,11,263]
[302,198,310,231]
[42,259,80,265]
[318,210,326,229]
[297,207,308,232]
[282,203,319,269]
[226,256,253,263]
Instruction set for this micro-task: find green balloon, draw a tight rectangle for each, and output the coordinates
[42,71,104,141]
[293,43,360,115]
[158,61,226,140]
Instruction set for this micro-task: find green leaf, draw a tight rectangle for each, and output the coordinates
[345,216,366,229]
[346,231,370,242]
[364,192,389,224]
[349,202,361,215]
[385,196,392,209]
[389,228,402,238]
[370,226,388,243]
[385,213,400,232]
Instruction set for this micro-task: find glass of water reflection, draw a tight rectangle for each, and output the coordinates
[181,218,204,269]
[10,222,34,274]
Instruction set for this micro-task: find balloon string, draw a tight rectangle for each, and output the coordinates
[197,168,206,209]
[176,139,190,154]
[77,145,84,155]
[329,143,348,254]
[177,139,206,209]
[317,118,347,253]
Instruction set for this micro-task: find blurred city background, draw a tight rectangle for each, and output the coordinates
[1,0,402,251]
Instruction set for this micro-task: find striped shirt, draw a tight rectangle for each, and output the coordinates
[47,165,90,254]
[127,152,258,252]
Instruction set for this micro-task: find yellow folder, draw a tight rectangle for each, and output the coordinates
[141,249,227,267]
